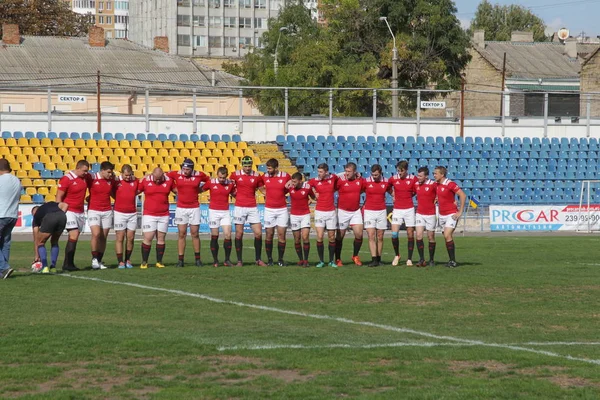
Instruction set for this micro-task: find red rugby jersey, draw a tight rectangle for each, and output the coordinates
[289,182,314,216]
[263,171,291,209]
[139,175,175,216]
[437,178,462,215]
[415,179,437,216]
[114,176,140,214]
[336,175,364,212]
[229,170,263,208]
[87,172,116,212]
[167,170,209,209]
[204,178,236,211]
[308,174,338,212]
[57,171,89,213]
[389,173,417,210]
[362,177,391,211]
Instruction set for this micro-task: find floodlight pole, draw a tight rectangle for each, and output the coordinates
[380,17,398,118]
[274,26,289,77]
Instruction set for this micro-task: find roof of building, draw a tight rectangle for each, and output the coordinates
[475,41,583,80]
[0,35,242,93]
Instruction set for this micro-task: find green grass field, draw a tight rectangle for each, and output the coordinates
[3,236,600,399]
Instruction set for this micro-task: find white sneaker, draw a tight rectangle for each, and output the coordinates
[406,260,413,267]
[91,258,100,270]
[392,255,401,266]
[99,262,108,270]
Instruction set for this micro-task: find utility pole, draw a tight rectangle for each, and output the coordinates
[97,70,101,134]
[379,17,398,118]
[500,52,506,116]
[460,76,465,138]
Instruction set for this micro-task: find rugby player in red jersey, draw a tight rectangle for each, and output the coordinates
[259,158,291,267]
[86,161,116,270]
[113,164,139,269]
[138,167,177,269]
[308,163,339,268]
[288,172,314,267]
[389,160,418,266]
[230,155,267,266]
[56,159,90,272]
[362,164,392,267]
[203,167,236,267]
[167,158,210,267]
[414,167,438,267]
[434,166,467,268]
[334,162,364,266]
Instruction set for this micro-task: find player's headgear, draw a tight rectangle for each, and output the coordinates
[181,158,194,169]
[241,156,253,166]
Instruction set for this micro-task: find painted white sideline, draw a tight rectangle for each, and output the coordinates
[61,274,600,366]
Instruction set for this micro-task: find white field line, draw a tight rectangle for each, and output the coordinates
[61,274,600,366]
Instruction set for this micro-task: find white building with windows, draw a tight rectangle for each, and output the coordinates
[129,0,315,57]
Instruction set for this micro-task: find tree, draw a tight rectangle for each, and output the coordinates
[224,0,471,116]
[0,0,90,37]
[470,0,547,42]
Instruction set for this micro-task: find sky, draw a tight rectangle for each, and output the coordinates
[454,0,600,39]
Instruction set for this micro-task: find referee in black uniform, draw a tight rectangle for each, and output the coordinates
[32,202,68,273]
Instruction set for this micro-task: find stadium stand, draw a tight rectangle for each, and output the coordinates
[1,131,297,204]
[276,134,600,206]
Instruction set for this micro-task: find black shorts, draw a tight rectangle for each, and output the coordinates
[39,211,67,234]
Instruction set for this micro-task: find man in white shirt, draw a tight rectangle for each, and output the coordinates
[0,158,22,279]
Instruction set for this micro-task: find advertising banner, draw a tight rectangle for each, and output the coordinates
[490,205,600,231]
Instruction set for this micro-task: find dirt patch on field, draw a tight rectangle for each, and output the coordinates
[547,375,600,388]
[448,360,515,373]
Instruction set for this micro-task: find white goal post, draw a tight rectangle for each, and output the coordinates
[576,180,600,233]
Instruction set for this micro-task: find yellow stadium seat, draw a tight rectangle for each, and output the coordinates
[62,156,74,165]
[201,149,212,157]
[17,137,28,147]
[207,157,218,165]
[46,147,57,156]
[45,194,54,202]
[216,142,227,150]
[29,138,40,147]
[75,139,86,148]
[131,156,142,165]
[80,148,91,157]
[45,162,56,170]
[114,148,125,157]
[63,139,74,148]
[69,148,80,156]
[200,192,209,203]
[164,156,175,165]
[29,155,40,163]
[170,163,179,171]
[152,141,163,149]
[86,139,97,148]
[25,187,36,196]
[145,148,157,158]
[226,164,236,173]
[154,156,164,165]
[57,148,68,156]
[206,141,216,150]
[195,141,205,150]
[191,149,201,158]
[198,156,208,165]
[227,142,237,150]
[6,138,17,147]
[174,141,184,149]
[163,141,174,149]
[237,142,248,150]
[28,170,40,178]
[57,163,69,171]
[0,138,4,146]
[131,140,141,149]
[203,164,214,173]
[37,187,49,195]
[21,178,33,187]
[253,157,261,165]
[169,149,179,157]
[108,140,118,148]
[40,138,51,147]
[213,149,223,158]
[22,147,34,156]
[134,170,144,179]
[91,148,103,157]
[185,141,195,149]
[223,149,234,158]
[245,149,254,157]
[45,179,56,187]
[142,140,152,149]
[50,186,58,195]
[87,155,97,163]
[136,149,147,157]
[33,179,44,187]
[161,163,170,171]
[0,147,9,156]
[257,194,265,204]
[233,149,245,158]
[121,156,131,164]
[4,154,15,163]
[218,157,229,166]
[34,147,46,156]
[125,148,137,157]
[158,149,169,157]
[10,147,22,156]
[120,140,130,149]
[20,194,32,203]
[180,149,191,158]
[96,155,108,163]
[98,139,108,148]
[21,161,33,170]
[109,156,120,164]
[16,155,28,163]
[17,170,27,178]
[142,156,154,165]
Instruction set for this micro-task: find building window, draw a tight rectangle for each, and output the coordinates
[254,0,265,8]
[254,37,262,48]
[209,0,220,7]
[105,29,113,38]
[90,0,96,7]
[98,15,104,24]
[239,36,251,48]
[193,0,205,5]
[177,14,191,26]
[239,17,251,28]
[194,35,207,47]
[177,0,190,6]
[224,36,236,47]
[254,18,267,29]
[106,16,112,24]
[239,0,251,8]
[115,29,127,38]
[209,36,222,47]
[209,16,221,27]
[193,16,205,26]
[99,1,103,9]
[224,17,236,28]
[270,0,281,10]
[224,0,235,7]
[106,1,111,9]
[177,34,191,46]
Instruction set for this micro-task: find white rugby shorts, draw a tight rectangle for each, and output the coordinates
[174,207,201,226]
[87,209,114,229]
[290,214,311,231]
[114,211,137,231]
[264,207,289,228]
[233,206,261,225]
[363,209,388,230]
[65,211,85,231]
[314,210,337,230]
[142,215,169,233]
[392,207,416,227]
[416,213,437,231]
[337,209,363,230]
[209,209,232,229]
[438,213,458,230]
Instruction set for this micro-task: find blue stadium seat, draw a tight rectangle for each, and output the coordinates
[220,134,230,142]
[199,134,210,142]
[103,132,113,140]
[157,133,167,141]
[92,132,102,140]
[24,131,35,139]
[32,194,44,203]
[115,132,125,141]
[52,169,63,178]
[397,137,406,145]
[125,133,136,141]
[58,132,69,139]
[210,134,220,142]
[36,131,47,139]
[231,134,241,143]
[41,170,52,179]
[136,133,147,141]
[189,134,199,142]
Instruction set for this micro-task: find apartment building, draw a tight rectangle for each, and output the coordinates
[70,0,129,39]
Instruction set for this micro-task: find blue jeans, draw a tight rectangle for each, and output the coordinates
[0,217,17,273]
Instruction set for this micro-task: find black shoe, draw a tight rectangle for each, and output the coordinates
[368,260,379,267]
[445,261,458,268]
[267,259,274,267]
[277,260,287,267]
[176,260,184,268]
[62,265,80,272]
[1,268,14,279]
[428,260,435,268]
[195,259,203,267]
[223,260,233,267]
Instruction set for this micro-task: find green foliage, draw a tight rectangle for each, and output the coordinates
[0,0,90,37]
[224,0,471,116]
[470,0,547,42]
